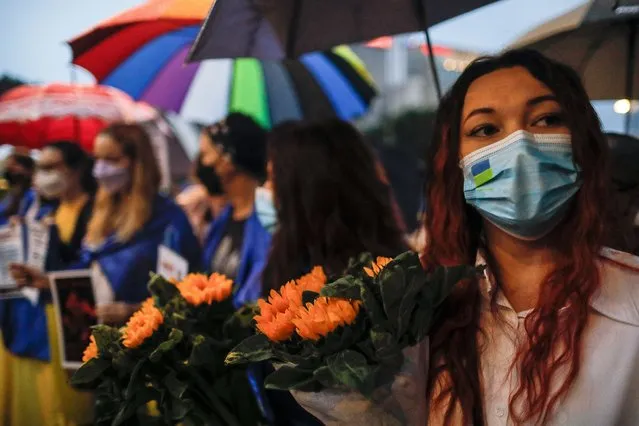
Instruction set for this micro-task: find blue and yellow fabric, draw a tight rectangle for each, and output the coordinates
[0,191,92,426]
[0,194,199,425]
[202,204,271,308]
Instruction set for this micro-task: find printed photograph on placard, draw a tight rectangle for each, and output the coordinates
[0,224,24,290]
[50,270,97,370]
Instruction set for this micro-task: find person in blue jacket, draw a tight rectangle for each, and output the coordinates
[199,113,271,307]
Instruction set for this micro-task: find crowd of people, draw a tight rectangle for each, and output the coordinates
[0,48,638,426]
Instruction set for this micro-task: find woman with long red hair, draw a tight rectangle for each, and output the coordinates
[290,49,639,425]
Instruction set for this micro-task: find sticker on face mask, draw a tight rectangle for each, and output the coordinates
[471,159,493,187]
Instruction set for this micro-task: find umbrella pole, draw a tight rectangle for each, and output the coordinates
[412,0,442,100]
[286,0,302,58]
[423,28,443,100]
[625,21,636,134]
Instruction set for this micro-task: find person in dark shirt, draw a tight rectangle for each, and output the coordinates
[199,112,270,306]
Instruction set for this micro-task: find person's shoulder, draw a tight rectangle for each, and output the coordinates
[592,247,639,327]
[152,194,191,225]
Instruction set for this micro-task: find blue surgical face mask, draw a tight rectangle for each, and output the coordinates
[255,186,277,233]
[461,130,581,240]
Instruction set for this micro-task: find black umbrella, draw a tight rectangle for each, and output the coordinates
[512,0,639,131]
[188,0,499,99]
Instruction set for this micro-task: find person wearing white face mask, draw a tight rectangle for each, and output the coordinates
[12,124,200,327]
[3,141,96,426]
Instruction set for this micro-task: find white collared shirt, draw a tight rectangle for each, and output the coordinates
[478,248,639,426]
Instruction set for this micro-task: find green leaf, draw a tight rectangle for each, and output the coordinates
[370,327,398,361]
[326,350,376,396]
[271,346,315,365]
[344,252,375,277]
[395,266,428,338]
[320,276,364,300]
[149,328,184,363]
[379,264,407,327]
[264,365,319,391]
[359,282,386,326]
[189,334,213,367]
[223,304,258,343]
[409,301,435,343]
[168,396,193,421]
[163,370,189,399]
[91,325,122,354]
[426,265,477,306]
[124,359,148,401]
[313,366,339,388]
[112,387,159,426]
[71,358,112,386]
[148,273,180,307]
[225,334,273,365]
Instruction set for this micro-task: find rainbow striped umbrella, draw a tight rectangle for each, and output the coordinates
[69,1,377,127]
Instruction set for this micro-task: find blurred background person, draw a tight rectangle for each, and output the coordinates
[262,119,408,292]
[12,123,200,325]
[3,141,96,426]
[0,151,35,225]
[260,119,408,426]
[199,113,270,307]
[604,132,639,255]
[176,154,227,243]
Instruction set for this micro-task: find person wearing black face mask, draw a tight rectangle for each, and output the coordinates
[176,155,228,243]
[1,152,35,225]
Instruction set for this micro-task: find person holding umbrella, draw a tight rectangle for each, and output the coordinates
[290,49,639,425]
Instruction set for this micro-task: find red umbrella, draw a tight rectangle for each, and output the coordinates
[0,83,155,151]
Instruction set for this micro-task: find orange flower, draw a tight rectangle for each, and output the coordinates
[254,280,301,341]
[177,273,233,306]
[364,257,393,278]
[122,298,164,349]
[296,266,327,294]
[256,309,297,342]
[254,267,327,342]
[82,334,98,363]
[293,297,361,341]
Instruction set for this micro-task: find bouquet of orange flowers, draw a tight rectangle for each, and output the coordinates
[226,251,477,397]
[72,273,263,426]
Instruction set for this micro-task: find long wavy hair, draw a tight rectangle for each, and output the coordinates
[86,123,161,245]
[262,119,407,293]
[423,50,608,425]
